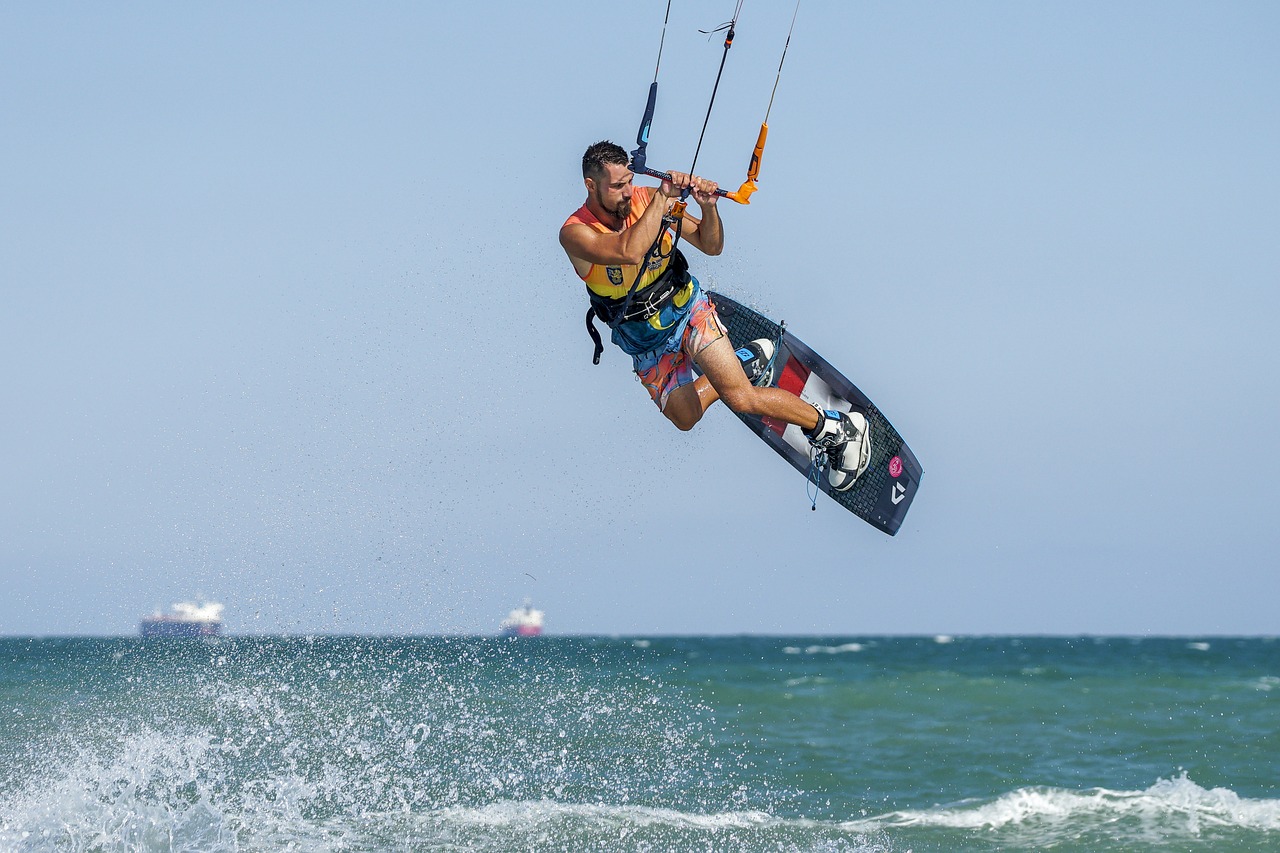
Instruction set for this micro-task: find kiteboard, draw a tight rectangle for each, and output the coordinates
[708,290,923,535]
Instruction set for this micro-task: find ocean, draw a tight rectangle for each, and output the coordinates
[1,635,1276,852]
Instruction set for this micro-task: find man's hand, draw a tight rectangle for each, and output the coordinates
[659,170,689,200]
[661,171,719,209]
[689,175,720,209]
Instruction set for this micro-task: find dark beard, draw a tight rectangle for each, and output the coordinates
[599,190,634,220]
[603,196,632,223]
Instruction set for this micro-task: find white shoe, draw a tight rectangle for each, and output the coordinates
[808,408,872,492]
[736,338,775,387]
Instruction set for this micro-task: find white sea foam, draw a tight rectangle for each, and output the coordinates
[0,739,897,853]
[0,728,236,852]
[421,801,894,852]
[843,773,1280,841]
[438,799,778,830]
[0,666,778,852]
[783,643,865,656]
[1251,675,1280,692]
[5,722,1271,853]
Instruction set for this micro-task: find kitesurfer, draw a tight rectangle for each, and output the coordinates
[560,140,870,490]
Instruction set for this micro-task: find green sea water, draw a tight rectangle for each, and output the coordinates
[1,635,1276,851]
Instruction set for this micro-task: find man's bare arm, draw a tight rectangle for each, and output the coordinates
[671,173,723,256]
[558,186,674,267]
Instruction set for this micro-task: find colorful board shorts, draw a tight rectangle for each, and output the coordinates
[633,289,727,411]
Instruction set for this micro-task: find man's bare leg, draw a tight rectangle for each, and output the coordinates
[661,373,719,431]
[662,334,871,490]
[662,335,820,431]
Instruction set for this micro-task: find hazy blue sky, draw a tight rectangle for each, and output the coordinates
[3,1,1277,636]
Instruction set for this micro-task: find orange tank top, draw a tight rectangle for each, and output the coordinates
[563,186,674,300]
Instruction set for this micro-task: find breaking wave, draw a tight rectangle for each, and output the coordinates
[0,724,893,852]
[7,718,1271,853]
[4,637,1277,852]
[845,773,1280,846]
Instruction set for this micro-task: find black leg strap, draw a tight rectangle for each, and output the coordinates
[586,307,605,365]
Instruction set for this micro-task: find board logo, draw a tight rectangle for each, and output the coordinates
[889,456,903,478]
[891,481,908,505]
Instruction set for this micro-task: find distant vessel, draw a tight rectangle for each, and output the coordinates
[139,601,224,638]
[500,602,544,637]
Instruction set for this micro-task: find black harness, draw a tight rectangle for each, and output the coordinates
[585,247,690,365]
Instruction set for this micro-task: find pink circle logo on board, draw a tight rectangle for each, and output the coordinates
[889,456,903,478]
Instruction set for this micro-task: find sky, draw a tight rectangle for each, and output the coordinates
[2,1,1278,637]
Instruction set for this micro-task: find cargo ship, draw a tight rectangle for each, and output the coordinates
[499,601,544,637]
[139,601,224,638]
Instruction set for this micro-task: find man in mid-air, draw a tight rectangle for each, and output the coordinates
[559,140,870,491]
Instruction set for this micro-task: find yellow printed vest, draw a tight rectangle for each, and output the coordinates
[563,185,674,300]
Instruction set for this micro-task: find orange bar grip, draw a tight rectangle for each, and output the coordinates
[726,181,757,205]
[746,122,769,184]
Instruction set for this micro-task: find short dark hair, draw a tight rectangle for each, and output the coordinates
[582,140,628,181]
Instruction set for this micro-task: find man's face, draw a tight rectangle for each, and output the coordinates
[589,162,634,221]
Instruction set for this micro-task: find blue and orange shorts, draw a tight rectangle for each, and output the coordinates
[633,290,727,411]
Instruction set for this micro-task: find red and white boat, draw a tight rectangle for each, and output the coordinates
[499,602,544,637]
